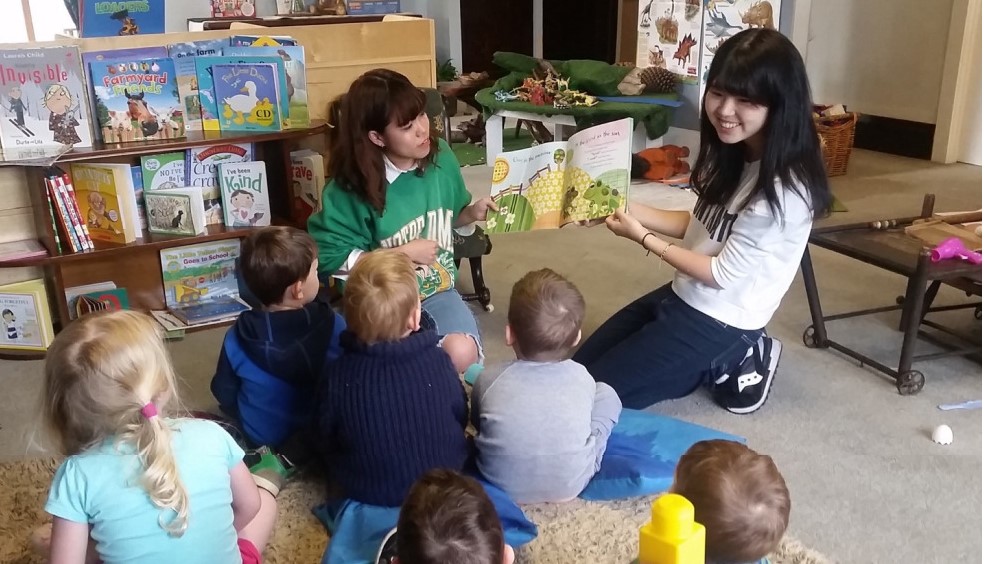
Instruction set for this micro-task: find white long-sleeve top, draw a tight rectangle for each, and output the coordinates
[672,161,813,330]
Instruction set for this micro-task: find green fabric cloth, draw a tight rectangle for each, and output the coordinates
[476,51,678,140]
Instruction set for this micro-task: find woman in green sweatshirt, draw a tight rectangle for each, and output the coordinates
[308,69,496,373]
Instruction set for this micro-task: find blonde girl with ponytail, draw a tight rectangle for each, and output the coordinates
[37,310,277,564]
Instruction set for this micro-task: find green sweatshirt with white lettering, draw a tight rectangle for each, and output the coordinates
[308,139,472,300]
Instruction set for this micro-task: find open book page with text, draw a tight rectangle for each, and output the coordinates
[485,118,633,233]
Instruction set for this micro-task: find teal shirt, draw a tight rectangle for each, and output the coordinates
[45,419,245,564]
[307,138,472,299]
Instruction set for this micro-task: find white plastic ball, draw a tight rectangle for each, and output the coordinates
[932,424,953,445]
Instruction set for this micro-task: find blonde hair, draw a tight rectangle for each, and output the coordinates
[344,250,419,344]
[671,440,790,562]
[42,310,190,536]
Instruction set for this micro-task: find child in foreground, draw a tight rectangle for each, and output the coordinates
[375,469,515,564]
[471,268,622,503]
[671,439,791,563]
[37,310,278,563]
[212,226,345,463]
[316,250,469,507]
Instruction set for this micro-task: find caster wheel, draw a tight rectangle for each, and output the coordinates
[802,325,819,348]
[484,304,495,313]
[896,370,925,395]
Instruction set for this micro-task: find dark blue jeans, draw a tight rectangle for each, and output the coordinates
[572,283,761,409]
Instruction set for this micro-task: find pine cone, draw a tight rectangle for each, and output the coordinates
[639,66,679,94]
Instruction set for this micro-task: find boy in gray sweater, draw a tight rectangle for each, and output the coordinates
[471,268,622,503]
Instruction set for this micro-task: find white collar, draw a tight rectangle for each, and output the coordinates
[383,154,417,184]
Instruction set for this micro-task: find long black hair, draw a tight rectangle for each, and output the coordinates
[692,29,831,219]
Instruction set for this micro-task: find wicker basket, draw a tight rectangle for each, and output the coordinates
[815,111,858,177]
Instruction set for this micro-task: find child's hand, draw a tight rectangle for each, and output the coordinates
[606,209,648,243]
[465,198,499,223]
[399,239,439,265]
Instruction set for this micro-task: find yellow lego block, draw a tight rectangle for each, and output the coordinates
[638,494,706,564]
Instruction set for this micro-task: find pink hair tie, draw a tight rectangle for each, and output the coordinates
[140,403,158,419]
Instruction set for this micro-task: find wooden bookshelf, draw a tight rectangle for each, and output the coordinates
[0,121,327,358]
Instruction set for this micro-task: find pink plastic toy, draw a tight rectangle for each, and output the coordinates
[930,237,983,264]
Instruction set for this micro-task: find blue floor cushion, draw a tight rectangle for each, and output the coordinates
[315,476,537,564]
[579,409,744,501]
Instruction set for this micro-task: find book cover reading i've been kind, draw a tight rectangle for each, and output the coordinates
[0,46,93,149]
[218,161,270,228]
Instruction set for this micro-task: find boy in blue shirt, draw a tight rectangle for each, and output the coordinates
[212,226,345,463]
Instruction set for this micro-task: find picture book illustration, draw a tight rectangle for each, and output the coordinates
[224,46,309,127]
[141,152,186,191]
[219,161,270,227]
[80,0,166,37]
[186,143,254,224]
[0,279,54,351]
[485,118,633,234]
[89,58,184,143]
[637,0,702,84]
[195,56,288,131]
[159,240,241,309]
[145,190,199,236]
[699,0,780,99]
[211,63,282,131]
[0,46,93,148]
[210,0,256,17]
[167,39,227,132]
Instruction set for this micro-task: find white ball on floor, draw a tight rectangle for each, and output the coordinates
[932,424,953,445]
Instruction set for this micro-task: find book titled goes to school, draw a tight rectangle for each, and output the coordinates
[485,118,633,233]
[159,240,249,327]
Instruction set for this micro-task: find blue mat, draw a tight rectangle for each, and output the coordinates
[316,475,537,564]
[579,409,744,501]
[315,409,742,562]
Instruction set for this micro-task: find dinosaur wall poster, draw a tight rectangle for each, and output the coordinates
[698,0,782,102]
[637,0,703,84]
[485,118,632,233]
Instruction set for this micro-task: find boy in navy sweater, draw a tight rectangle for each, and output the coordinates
[316,250,469,507]
[212,226,345,460]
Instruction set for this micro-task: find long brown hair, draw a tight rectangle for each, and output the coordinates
[327,69,438,213]
[42,310,190,536]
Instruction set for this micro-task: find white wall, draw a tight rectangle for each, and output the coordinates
[402,0,461,71]
[806,0,952,123]
[956,16,981,165]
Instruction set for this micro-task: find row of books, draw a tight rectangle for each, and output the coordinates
[40,143,322,251]
[0,34,309,154]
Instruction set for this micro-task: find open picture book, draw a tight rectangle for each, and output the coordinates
[485,118,633,233]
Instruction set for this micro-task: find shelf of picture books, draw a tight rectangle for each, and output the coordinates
[0,34,312,165]
[7,138,325,269]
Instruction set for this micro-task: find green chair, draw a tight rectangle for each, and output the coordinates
[421,88,494,312]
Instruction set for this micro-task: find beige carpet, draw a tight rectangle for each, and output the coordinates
[0,458,832,564]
